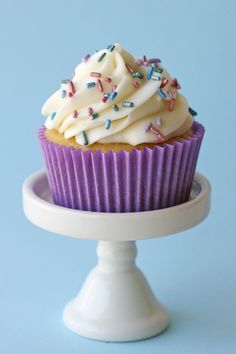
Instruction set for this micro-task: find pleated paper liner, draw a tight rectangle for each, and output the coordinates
[38,121,204,212]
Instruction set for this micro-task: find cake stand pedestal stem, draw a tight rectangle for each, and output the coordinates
[63,240,169,342]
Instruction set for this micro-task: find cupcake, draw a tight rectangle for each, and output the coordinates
[39,43,204,212]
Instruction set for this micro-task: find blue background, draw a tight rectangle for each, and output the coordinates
[1,0,236,353]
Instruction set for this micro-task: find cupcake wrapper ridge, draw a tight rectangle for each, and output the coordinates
[38,122,205,212]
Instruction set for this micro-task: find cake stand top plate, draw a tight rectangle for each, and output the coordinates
[23,171,210,241]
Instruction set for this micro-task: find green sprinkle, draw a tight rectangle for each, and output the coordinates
[98,52,106,62]
[92,112,99,119]
[81,130,89,145]
[154,67,163,74]
[61,79,70,84]
[112,104,119,111]
[122,101,134,108]
[108,44,115,52]
[132,71,143,79]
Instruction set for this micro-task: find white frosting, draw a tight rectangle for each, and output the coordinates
[42,44,193,146]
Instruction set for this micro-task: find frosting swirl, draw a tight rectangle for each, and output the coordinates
[42,44,193,146]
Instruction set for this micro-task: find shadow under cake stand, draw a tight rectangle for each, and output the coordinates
[23,171,211,342]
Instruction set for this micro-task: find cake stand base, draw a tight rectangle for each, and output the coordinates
[63,241,168,341]
[23,171,211,342]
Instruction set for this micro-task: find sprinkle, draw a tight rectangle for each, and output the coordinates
[105,77,112,83]
[157,88,167,99]
[61,79,70,84]
[97,79,104,92]
[81,130,89,145]
[144,122,152,132]
[136,58,144,66]
[68,81,76,96]
[154,66,163,74]
[72,110,78,118]
[151,75,161,81]
[86,81,96,88]
[104,92,110,98]
[167,90,174,99]
[102,95,108,103]
[90,72,101,78]
[82,54,91,63]
[112,85,117,91]
[168,99,175,112]
[107,44,115,52]
[122,101,134,108]
[132,71,144,79]
[50,112,56,120]
[160,78,169,88]
[109,91,118,101]
[112,104,119,111]
[61,90,66,98]
[147,65,155,80]
[92,112,99,119]
[172,78,181,89]
[98,52,106,62]
[143,55,147,63]
[133,81,140,88]
[88,107,93,116]
[148,58,161,64]
[125,63,134,74]
[150,126,165,141]
[156,118,162,127]
[105,119,111,129]
[189,107,198,116]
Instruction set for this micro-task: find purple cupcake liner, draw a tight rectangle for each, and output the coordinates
[38,121,204,212]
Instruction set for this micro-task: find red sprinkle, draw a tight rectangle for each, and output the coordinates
[150,126,165,141]
[102,95,108,103]
[105,77,112,83]
[88,107,93,116]
[97,79,104,92]
[91,72,101,78]
[133,81,140,89]
[125,63,134,74]
[72,110,78,118]
[160,78,169,89]
[171,78,181,89]
[68,81,76,96]
[112,85,117,91]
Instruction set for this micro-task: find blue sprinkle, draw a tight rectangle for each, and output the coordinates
[151,75,161,81]
[189,107,198,116]
[50,112,56,120]
[61,90,66,98]
[86,82,96,88]
[156,88,167,99]
[147,65,154,80]
[105,119,111,129]
[104,92,111,98]
[109,91,118,101]
[81,130,89,145]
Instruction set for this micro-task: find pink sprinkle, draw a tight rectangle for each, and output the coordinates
[72,110,78,118]
[102,95,108,103]
[150,126,165,141]
[97,79,104,92]
[125,63,134,74]
[91,72,101,78]
[82,54,91,62]
[168,99,175,112]
[133,81,140,89]
[160,78,169,89]
[69,81,76,96]
[136,58,144,66]
[88,107,93,116]
[112,85,117,91]
[105,77,112,83]
[167,90,174,99]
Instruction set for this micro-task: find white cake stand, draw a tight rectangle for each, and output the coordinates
[23,171,210,342]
